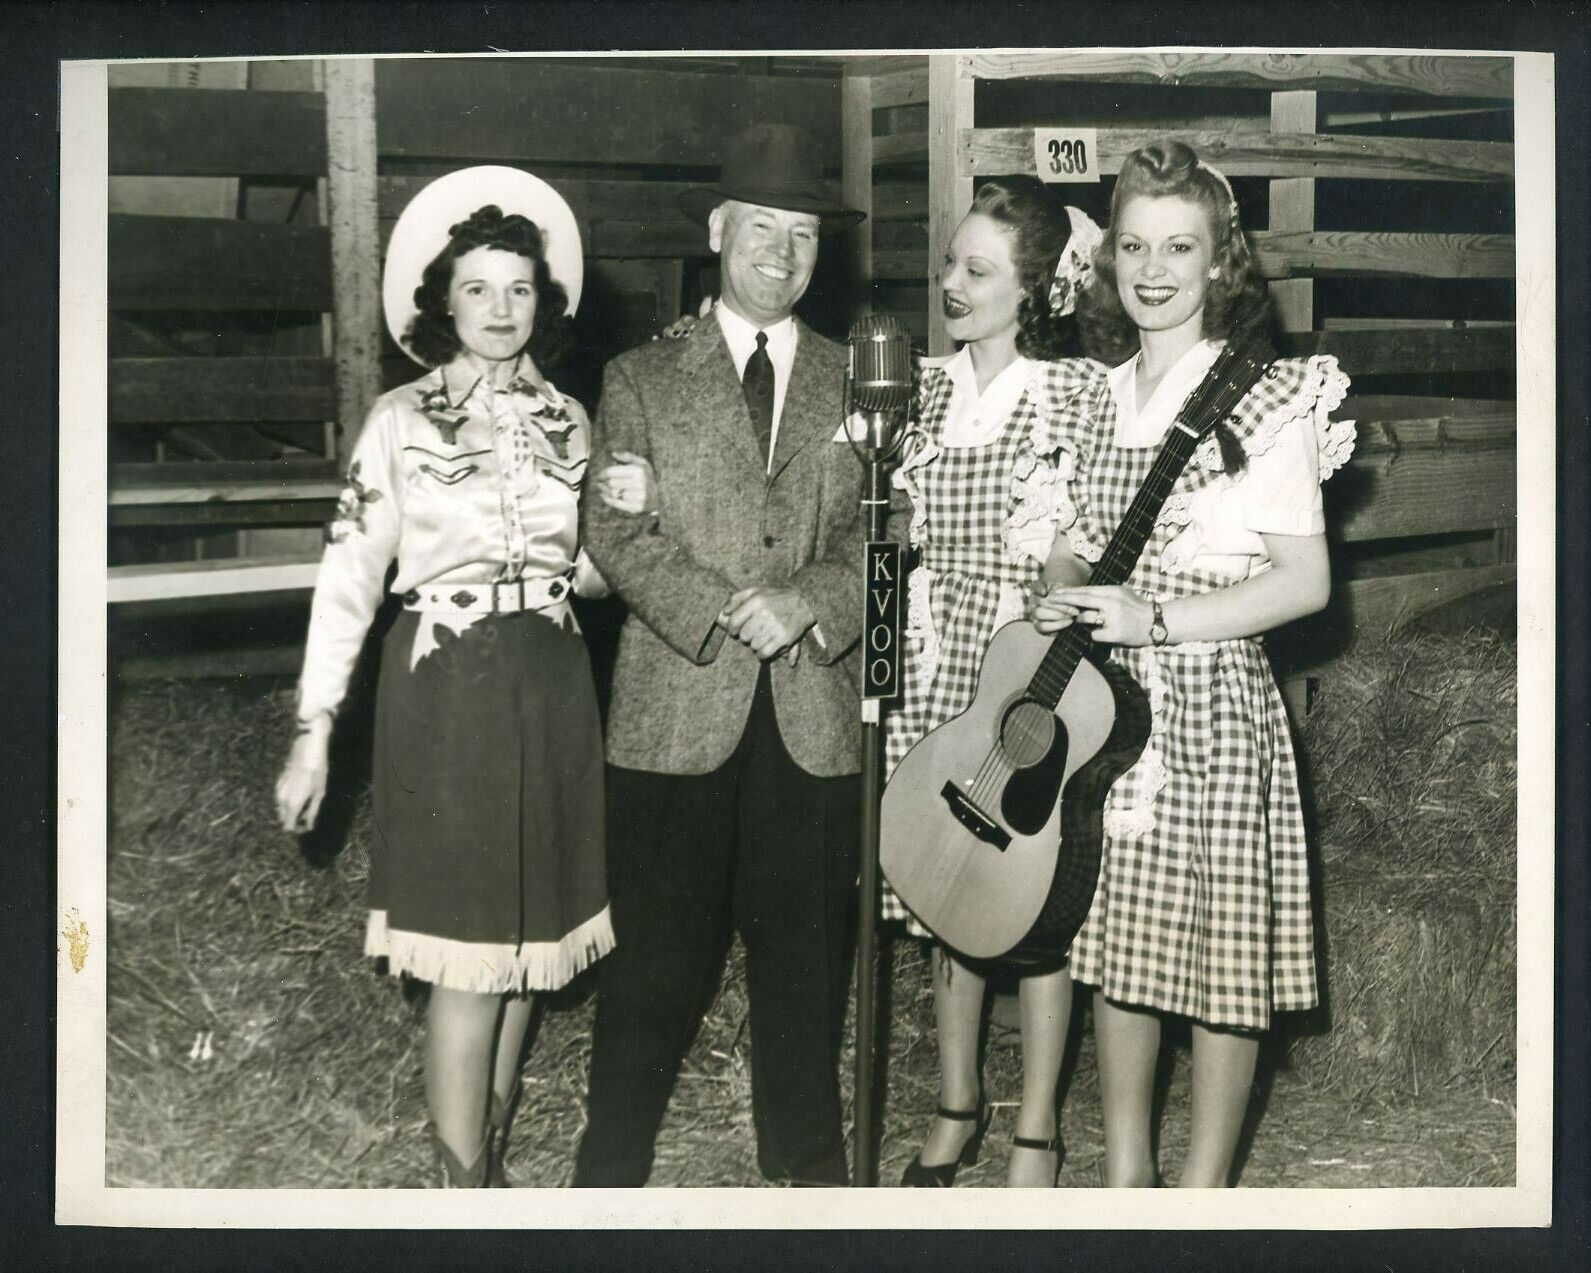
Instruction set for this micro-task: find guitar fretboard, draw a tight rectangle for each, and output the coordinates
[1027,340,1273,711]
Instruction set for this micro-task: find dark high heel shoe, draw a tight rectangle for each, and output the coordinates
[900,1102,992,1187]
[485,1079,523,1188]
[1009,1131,1064,1188]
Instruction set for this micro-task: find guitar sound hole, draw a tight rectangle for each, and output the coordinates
[999,698,1056,768]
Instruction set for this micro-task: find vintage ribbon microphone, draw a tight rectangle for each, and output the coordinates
[843,314,912,1186]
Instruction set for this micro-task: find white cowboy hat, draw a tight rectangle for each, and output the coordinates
[382,165,584,366]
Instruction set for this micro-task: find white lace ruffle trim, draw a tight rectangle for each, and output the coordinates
[1102,649,1171,840]
[1164,354,1355,574]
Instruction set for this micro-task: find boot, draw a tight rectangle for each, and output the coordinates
[431,1126,489,1188]
[486,1079,523,1188]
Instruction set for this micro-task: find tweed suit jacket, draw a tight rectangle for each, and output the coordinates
[581,313,865,777]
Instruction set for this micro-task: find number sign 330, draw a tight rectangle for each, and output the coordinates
[1033,128,1100,184]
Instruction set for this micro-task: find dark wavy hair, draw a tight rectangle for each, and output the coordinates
[965,175,1082,361]
[1076,141,1272,369]
[405,204,574,369]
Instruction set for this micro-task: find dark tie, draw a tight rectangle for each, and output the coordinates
[742,330,774,466]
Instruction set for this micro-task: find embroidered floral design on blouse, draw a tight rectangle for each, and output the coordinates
[417,382,476,446]
[325,459,384,544]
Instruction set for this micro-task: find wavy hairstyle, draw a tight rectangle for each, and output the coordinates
[405,204,574,369]
[1076,141,1272,369]
[965,175,1082,361]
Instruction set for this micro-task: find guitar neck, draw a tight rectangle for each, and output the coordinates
[1027,339,1272,711]
[1027,428,1198,709]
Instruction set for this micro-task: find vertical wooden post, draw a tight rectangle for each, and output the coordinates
[1271,90,1316,719]
[927,55,974,357]
[323,59,382,466]
[1268,90,1317,334]
[841,72,875,325]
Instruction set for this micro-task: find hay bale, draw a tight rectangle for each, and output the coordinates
[1284,628,1516,1099]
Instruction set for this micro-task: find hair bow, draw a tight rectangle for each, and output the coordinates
[1047,206,1104,317]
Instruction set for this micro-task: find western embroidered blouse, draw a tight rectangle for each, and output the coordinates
[296,353,603,723]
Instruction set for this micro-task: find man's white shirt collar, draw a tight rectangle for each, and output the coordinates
[714,303,798,471]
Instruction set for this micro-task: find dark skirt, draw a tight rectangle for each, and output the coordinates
[364,605,613,993]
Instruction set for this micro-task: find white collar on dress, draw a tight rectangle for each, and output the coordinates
[1108,338,1224,448]
[939,346,1033,446]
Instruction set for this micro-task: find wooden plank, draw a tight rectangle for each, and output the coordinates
[872,220,928,252]
[1269,91,1317,335]
[108,556,321,604]
[111,458,340,499]
[379,175,696,226]
[837,55,929,80]
[869,234,1515,284]
[871,249,928,282]
[1333,444,1515,541]
[841,74,874,318]
[873,181,928,223]
[960,52,1514,100]
[109,214,332,310]
[587,221,711,259]
[1343,564,1516,633]
[1250,230,1513,279]
[870,66,930,111]
[325,59,383,459]
[962,127,1512,182]
[1325,104,1513,128]
[109,356,335,423]
[110,498,337,528]
[1342,395,1514,424]
[1322,317,1513,330]
[874,131,929,166]
[1282,325,1514,374]
[109,87,327,177]
[376,60,839,166]
[927,56,973,357]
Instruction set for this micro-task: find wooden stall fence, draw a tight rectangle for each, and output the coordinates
[107,56,844,635]
[846,51,1517,698]
[106,61,364,604]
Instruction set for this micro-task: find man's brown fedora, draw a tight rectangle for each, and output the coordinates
[677,123,865,232]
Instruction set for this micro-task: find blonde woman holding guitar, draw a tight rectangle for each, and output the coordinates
[1028,142,1354,1186]
[883,178,1105,1188]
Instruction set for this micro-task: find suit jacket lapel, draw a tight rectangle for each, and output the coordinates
[683,316,767,478]
[768,319,829,485]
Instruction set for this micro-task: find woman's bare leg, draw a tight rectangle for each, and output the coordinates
[1094,995,1160,1187]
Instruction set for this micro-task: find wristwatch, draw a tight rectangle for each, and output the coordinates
[1148,599,1169,647]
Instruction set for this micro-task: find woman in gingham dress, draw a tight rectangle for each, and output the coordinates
[1029,142,1354,1187]
[885,177,1105,1188]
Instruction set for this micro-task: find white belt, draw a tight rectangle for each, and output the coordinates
[401,573,573,615]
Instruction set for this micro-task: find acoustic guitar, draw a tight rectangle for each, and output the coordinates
[880,336,1277,962]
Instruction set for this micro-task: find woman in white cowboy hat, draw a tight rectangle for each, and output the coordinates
[274,166,654,1187]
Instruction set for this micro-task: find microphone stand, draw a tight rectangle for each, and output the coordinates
[844,371,908,1187]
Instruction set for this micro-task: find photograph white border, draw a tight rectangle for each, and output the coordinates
[57,47,1557,1229]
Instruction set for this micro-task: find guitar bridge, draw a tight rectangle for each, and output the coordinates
[940,782,1011,852]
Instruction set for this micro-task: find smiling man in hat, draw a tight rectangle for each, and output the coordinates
[573,124,867,1187]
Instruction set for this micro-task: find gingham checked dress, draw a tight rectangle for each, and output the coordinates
[880,354,1108,937]
[1059,341,1355,1030]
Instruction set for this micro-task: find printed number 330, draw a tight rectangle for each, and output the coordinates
[1046,137,1089,176]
